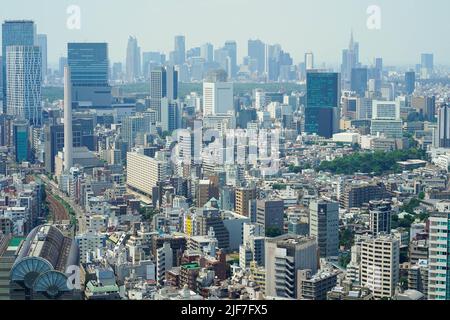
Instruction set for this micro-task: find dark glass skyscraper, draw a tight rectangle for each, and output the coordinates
[438,104,450,148]
[305,72,340,138]
[68,43,109,86]
[2,20,35,111]
[67,43,111,108]
[405,71,416,95]
[12,120,30,163]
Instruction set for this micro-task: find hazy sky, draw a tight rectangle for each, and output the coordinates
[1,0,449,67]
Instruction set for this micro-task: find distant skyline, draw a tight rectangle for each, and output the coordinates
[1,0,450,67]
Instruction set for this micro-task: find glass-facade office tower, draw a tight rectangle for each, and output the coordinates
[351,68,368,97]
[421,53,434,79]
[67,42,111,109]
[126,36,141,82]
[341,32,359,90]
[305,72,340,138]
[201,43,214,64]
[309,199,339,260]
[150,66,178,122]
[2,20,35,112]
[36,34,47,82]
[68,43,108,86]
[174,35,186,65]
[248,39,266,75]
[6,45,42,126]
[438,104,450,148]
[405,71,416,95]
[12,120,30,163]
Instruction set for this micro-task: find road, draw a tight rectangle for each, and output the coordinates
[37,174,87,234]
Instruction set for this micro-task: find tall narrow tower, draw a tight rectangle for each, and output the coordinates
[63,66,73,171]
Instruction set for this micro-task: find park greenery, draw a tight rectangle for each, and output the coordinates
[318,148,427,176]
[43,82,304,102]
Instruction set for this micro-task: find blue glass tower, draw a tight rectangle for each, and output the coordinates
[13,120,29,163]
[351,68,368,97]
[305,72,340,138]
[2,20,35,111]
[67,43,111,108]
[68,43,109,86]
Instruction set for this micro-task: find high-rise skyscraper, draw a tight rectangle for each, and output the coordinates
[428,206,450,300]
[0,56,3,104]
[126,36,141,82]
[165,65,178,101]
[267,44,282,82]
[63,66,73,172]
[150,66,167,122]
[36,34,47,82]
[201,43,214,64]
[67,42,111,108]
[203,70,234,116]
[305,72,340,138]
[2,20,35,112]
[59,56,67,77]
[248,39,266,75]
[309,199,339,260]
[12,120,30,163]
[6,45,42,126]
[438,104,450,148]
[150,66,178,122]
[305,51,314,70]
[351,67,368,96]
[341,31,359,90]
[174,35,186,65]
[405,71,416,95]
[160,98,181,133]
[224,41,237,79]
[420,53,434,79]
[44,124,64,174]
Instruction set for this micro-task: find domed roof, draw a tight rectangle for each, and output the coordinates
[10,256,53,288]
[33,270,71,299]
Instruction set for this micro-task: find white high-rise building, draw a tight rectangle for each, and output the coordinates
[305,51,314,70]
[360,234,399,299]
[428,208,450,300]
[254,89,265,110]
[75,231,106,264]
[371,100,402,138]
[6,45,41,126]
[127,152,167,197]
[372,100,400,120]
[203,80,234,116]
